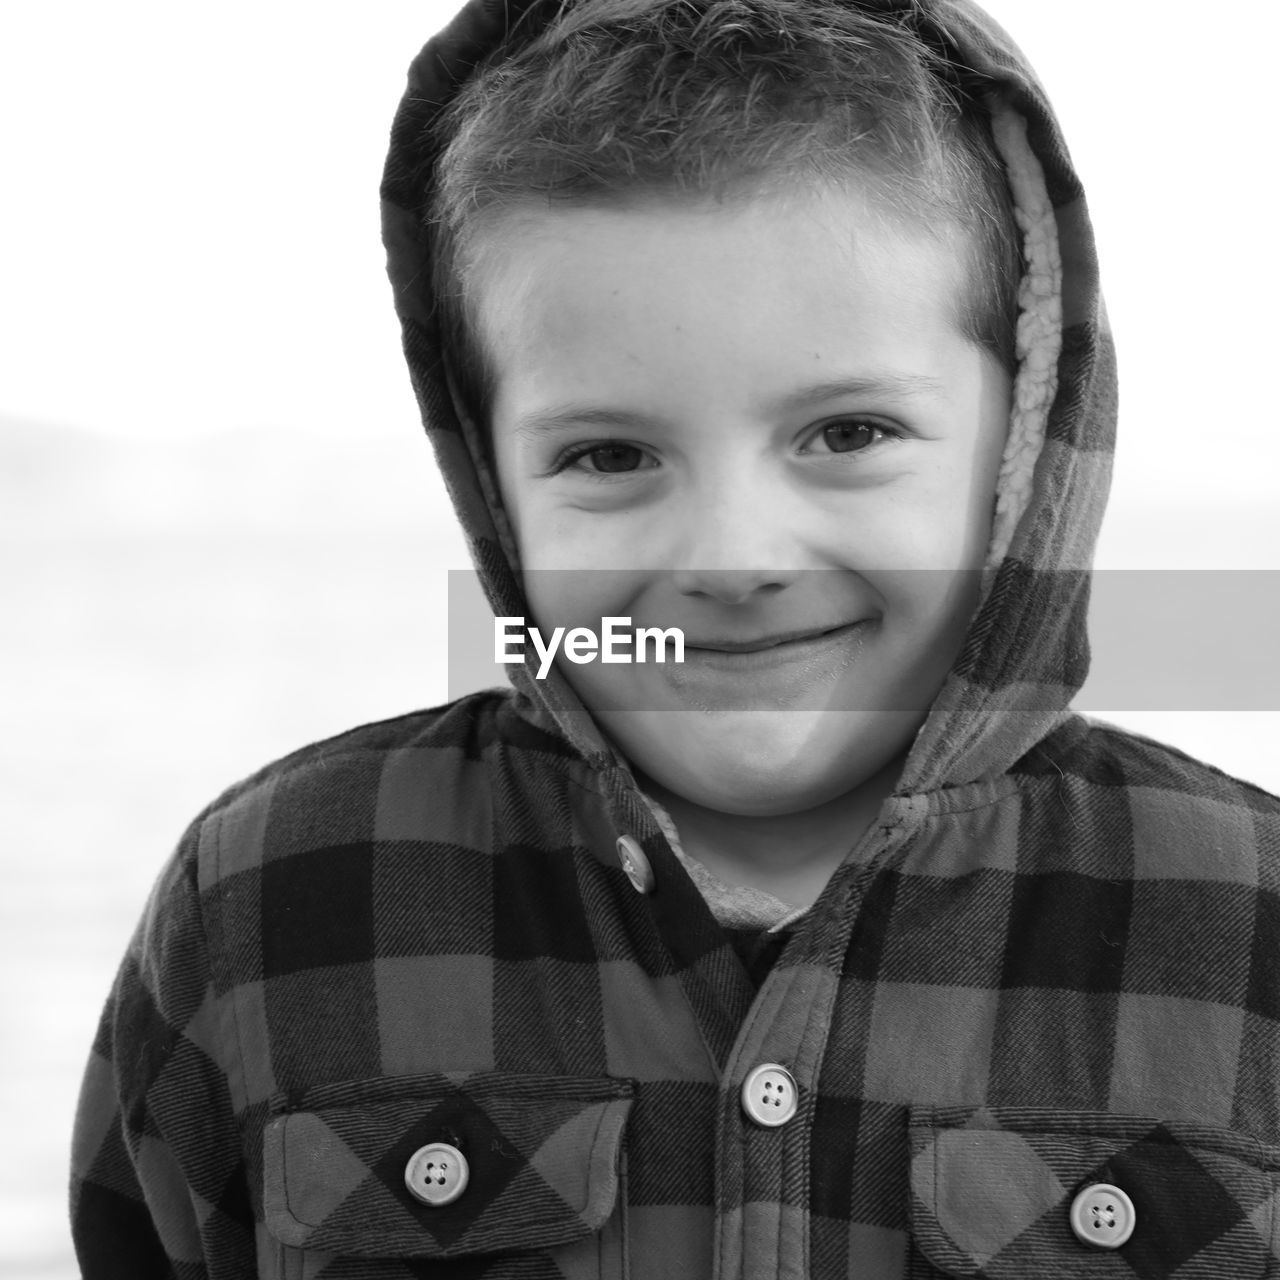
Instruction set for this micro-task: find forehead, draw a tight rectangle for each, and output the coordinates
[470,187,974,415]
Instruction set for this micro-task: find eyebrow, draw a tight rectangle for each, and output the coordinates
[511,373,949,441]
[781,373,949,411]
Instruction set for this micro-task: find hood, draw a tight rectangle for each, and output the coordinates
[380,0,1116,796]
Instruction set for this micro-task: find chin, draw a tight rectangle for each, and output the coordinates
[597,706,920,818]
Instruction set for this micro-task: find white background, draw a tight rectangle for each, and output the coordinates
[2,0,1277,1272]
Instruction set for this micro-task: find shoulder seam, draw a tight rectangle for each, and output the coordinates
[191,693,513,825]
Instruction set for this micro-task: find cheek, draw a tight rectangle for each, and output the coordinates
[944,464,1001,570]
[908,432,1009,571]
[871,566,982,656]
[510,505,629,577]
[501,477,654,576]
[838,485,984,577]
[489,437,570,573]
[521,566,643,635]
[521,561,578,630]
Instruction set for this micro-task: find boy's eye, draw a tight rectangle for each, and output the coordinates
[814,419,890,453]
[559,443,656,475]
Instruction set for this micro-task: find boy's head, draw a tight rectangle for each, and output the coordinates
[431,0,1022,424]
[428,0,1023,815]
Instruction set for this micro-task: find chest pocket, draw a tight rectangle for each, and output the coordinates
[262,1071,634,1274]
[909,1106,1280,1278]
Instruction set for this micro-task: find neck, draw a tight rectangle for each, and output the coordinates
[638,754,905,909]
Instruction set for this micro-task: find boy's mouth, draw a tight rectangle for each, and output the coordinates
[684,621,867,654]
[643,619,874,710]
[671,621,871,684]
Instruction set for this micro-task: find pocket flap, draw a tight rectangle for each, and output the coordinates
[909,1106,1280,1277]
[263,1072,635,1258]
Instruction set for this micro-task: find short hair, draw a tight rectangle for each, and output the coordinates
[428,0,1023,425]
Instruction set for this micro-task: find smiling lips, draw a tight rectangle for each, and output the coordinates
[685,622,866,653]
[676,620,870,675]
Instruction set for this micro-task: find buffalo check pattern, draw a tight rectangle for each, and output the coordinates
[71,698,1280,1277]
[263,1072,634,1256]
[909,1108,1280,1277]
[71,0,1280,1276]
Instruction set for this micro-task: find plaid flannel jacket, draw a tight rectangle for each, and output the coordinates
[70,696,1280,1278]
[71,0,1280,1276]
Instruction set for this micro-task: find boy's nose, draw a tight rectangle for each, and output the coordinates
[672,566,796,605]
[670,486,805,603]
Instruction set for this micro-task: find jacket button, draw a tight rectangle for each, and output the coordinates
[616,835,654,894]
[404,1142,469,1207]
[1069,1183,1135,1249]
[741,1063,798,1127]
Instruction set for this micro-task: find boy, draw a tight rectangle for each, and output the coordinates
[71,0,1280,1276]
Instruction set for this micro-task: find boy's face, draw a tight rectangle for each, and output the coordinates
[480,187,1012,816]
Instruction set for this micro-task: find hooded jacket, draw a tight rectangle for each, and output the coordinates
[71,1,1280,1277]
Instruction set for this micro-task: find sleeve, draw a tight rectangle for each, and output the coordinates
[70,819,258,1278]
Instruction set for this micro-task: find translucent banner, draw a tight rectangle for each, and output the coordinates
[446,569,1280,711]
